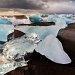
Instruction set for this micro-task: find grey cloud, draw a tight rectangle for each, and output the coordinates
[0,0,44,9]
[0,0,74,9]
[0,0,74,14]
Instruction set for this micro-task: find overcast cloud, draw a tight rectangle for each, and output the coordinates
[0,0,75,13]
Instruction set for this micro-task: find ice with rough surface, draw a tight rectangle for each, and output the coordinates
[0,33,39,75]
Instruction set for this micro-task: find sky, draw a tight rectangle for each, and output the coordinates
[0,0,75,13]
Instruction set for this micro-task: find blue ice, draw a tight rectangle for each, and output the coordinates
[0,25,14,42]
[0,18,12,24]
[26,26,61,40]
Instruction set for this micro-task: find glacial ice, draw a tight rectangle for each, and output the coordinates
[0,33,39,75]
[26,25,65,40]
[0,25,14,42]
[0,30,72,74]
[0,14,74,74]
[44,14,75,25]
[35,34,71,64]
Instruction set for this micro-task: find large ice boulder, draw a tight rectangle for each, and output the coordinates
[35,34,71,64]
[29,16,43,23]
